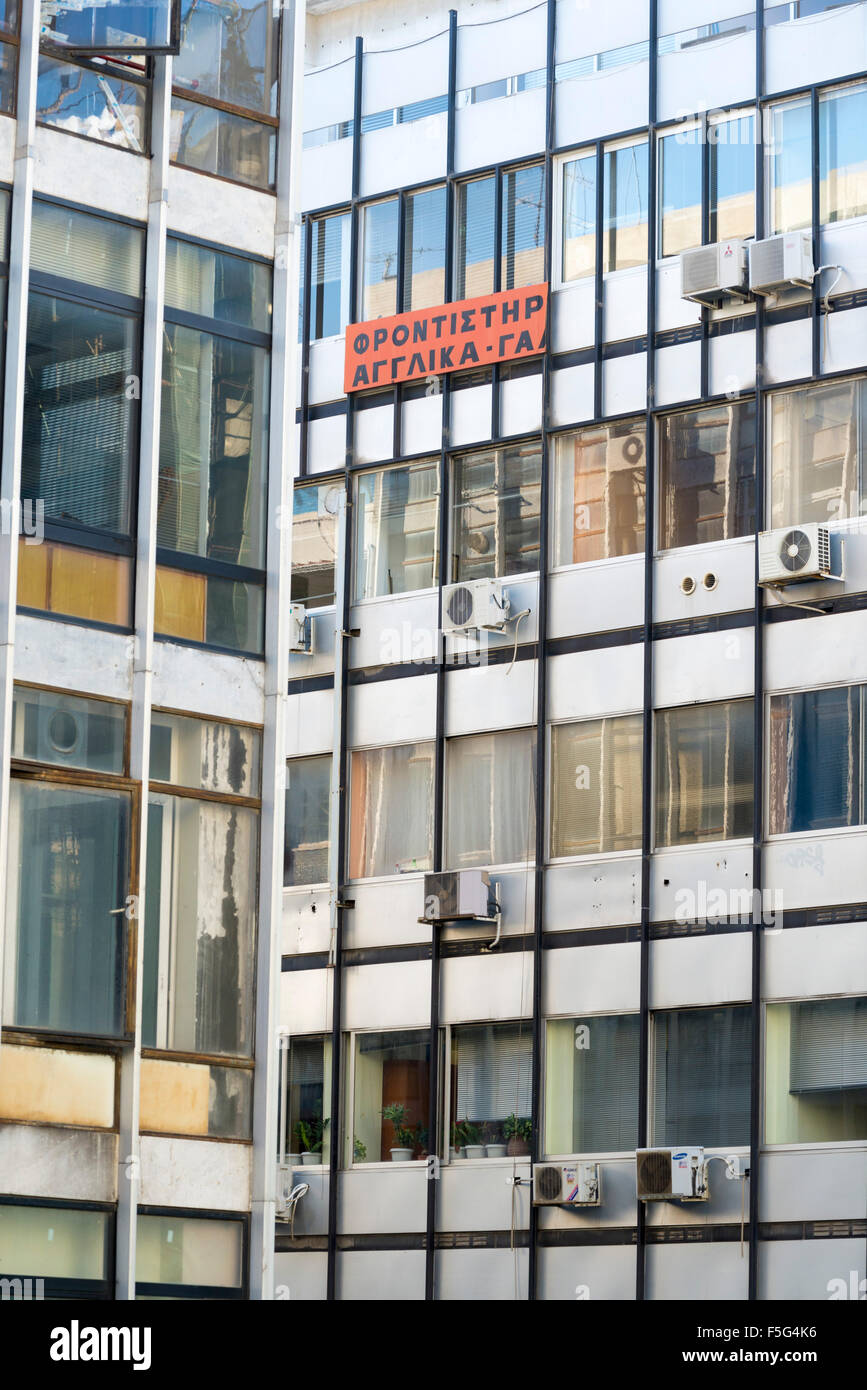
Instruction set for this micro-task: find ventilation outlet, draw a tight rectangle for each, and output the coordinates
[703,572,718,591]
[536,1165,563,1202]
[680,576,696,596]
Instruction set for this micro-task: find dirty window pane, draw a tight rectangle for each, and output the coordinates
[11,686,125,775]
[37,55,149,154]
[174,0,279,115]
[552,421,646,565]
[768,686,867,834]
[653,1005,752,1147]
[154,565,265,655]
[550,716,643,859]
[0,1043,116,1129]
[136,1214,244,1290]
[353,1030,431,1163]
[140,1057,252,1139]
[452,442,542,581]
[765,998,867,1144]
[4,781,130,1037]
[285,1037,331,1163]
[659,400,756,550]
[285,755,330,887]
[159,324,269,569]
[165,237,271,333]
[150,712,261,798]
[545,1015,640,1156]
[170,96,276,189]
[291,483,338,609]
[143,797,258,1057]
[0,1205,109,1281]
[445,728,536,869]
[354,461,440,601]
[349,744,434,879]
[655,700,754,847]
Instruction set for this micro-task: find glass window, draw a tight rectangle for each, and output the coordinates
[0,1204,110,1284]
[819,83,867,225]
[550,716,643,859]
[37,55,149,154]
[139,1057,252,1140]
[310,213,351,339]
[158,324,269,568]
[446,728,536,869]
[603,138,649,272]
[456,175,495,300]
[769,377,867,528]
[174,0,278,114]
[352,1030,431,1163]
[143,796,258,1057]
[655,700,754,847]
[349,743,434,879]
[659,401,756,550]
[354,462,439,601]
[31,201,145,297]
[403,185,447,312]
[361,199,399,320]
[770,98,812,235]
[4,781,131,1037]
[451,442,542,582]
[769,685,867,834]
[285,755,331,887]
[545,1015,640,1156]
[154,566,265,653]
[11,687,125,775]
[765,998,867,1144]
[552,421,646,565]
[449,1023,532,1158]
[285,1036,332,1162]
[41,0,177,52]
[17,540,132,629]
[709,113,755,242]
[501,164,545,290]
[653,1006,752,1147]
[659,127,702,258]
[136,1214,244,1295]
[165,239,271,332]
[0,1042,115,1129]
[0,26,14,115]
[170,98,275,189]
[561,151,596,282]
[149,712,261,797]
[290,482,338,609]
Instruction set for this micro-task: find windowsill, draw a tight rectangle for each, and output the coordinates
[352,585,440,609]
[761,1139,867,1155]
[656,534,755,561]
[765,822,867,845]
[549,551,645,578]
[653,836,754,855]
[548,846,642,868]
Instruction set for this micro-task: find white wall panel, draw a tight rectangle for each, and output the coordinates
[339,1168,427,1234]
[450,383,492,446]
[152,644,264,724]
[437,1160,531,1233]
[0,112,14,184]
[351,591,440,670]
[363,31,449,112]
[282,886,332,957]
[657,32,755,124]
[537,1243,637,1300]
[354,403,394,464]
[659,0,751,32]
[500,372,543,437]
[555,66,649,149]
[549,362,594,426]
[273,1251,328,1300]
[445,659,538,737]
[437,1248,529,1299]
[653,627,754,707]
[544,942,641,1014]
[604,352,648,416]
[402,393,444,456]
[653,538,756,624]
[821,222,867,297]
[764,314,812,384]
[306,411,347,475]
[759,1238,866,1301]
[556,0,649,62]
[765,609,867,692]
[646,1241,749,1300]
[545,857,642,930]
[139,1137,251,1212]
[280,968,331,1035]
[823,305,867,377]
[349,672,437,746]
[455,89,546,171]
[360,116,447,198]
[343,960,431,1029]
[763,923,867,1001]
[548,645,645,722]
[337,1250,425,1299]
[651,842,754,922]
[289,607,336,682]
[14,616,132,701]
[345,877,431,949]
[552,281,595,352]
[655,341,701,406]
[440,951,534,1024]
[309,337,345,405]
[709,328,756,398]
[656,262,701,332]
[605,267,648,343]
[301,138,353,213]
[285,688,333,758]
[548,557,645,640]
[457,7,546,87]
[760,1148,867,1223]
[0,1126,116,1203]
[649,933,752,1009]
[765,4,867,95]
[36,127,149,222]
[168,168,274,258]
[303,56,355,131]
[764,833,867,911]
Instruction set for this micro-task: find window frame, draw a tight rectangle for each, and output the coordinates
[344,1026,441,1169]
[0,1195,115,1301]
[346,738,436,884]
[136,1205,249,1300]
[552,145,597,290]
[652,697,755,851]
[760,995,867,1151]
[453,160,546,304]
[546,714,645,865]
[352,457,441,605]
[655,397,758,556]
[542,1010,641,1161]
[764,681,867,841]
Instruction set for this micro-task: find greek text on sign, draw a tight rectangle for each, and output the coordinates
[344,283,548,393]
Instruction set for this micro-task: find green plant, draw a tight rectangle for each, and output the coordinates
[503,1114,532,1142]
[353,1136,367,1162]
[459,1117,482,1147]
[482,1121,503,1145]
[295,1113,329,1154]
[382,1102,417,1149]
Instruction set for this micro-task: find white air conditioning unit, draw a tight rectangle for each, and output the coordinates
[758,523,837,586]
[423,869,495,922]
[533,1162,601,1207]
[288,602,313,653]
[636,1147,707,1201]
[442,578,509,634]
[749,232,813,295]
[680,239,748,307]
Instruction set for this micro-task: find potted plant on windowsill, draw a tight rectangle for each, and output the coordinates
[295,1114,329,1164]
[460,1118,485,1160]
[483,1121,507,1159]
[382,1102,422,1161]
[504,1114,532,1157]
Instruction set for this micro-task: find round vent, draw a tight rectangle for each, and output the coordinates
[779,528,812,572]
[48,709,79,754]
[536,1165,563,1202]
[621,434,644,464]
[637,1150,671,1195]
[447,585,474,627]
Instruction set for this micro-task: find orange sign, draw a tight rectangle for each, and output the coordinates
[344,283,548,393]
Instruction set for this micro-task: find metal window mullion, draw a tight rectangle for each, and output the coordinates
[491,165,504,440]
[594,139,605,419]
[635,0,659,1306]
[326,32,364,1305]
[700,110,711,399]
[811,87,821,377]
[394,192,408,458]
[299,216,313,478]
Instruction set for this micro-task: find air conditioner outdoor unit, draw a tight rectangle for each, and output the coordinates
[636,1147,707,1201]
[442,578,509,634]
[758,523,838,586]
[288,601,313,653]
[533,1162,601,1207]
[749,232,813,295]
[423,869,496,922]
[680,239,748,307]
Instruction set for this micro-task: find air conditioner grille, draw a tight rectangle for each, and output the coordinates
[536,1165,563,1201]
[637,1150,671,1195]
[779,528,813,572]
[751,237,785,288]
[681,245,719,296]
[446,585,474,627]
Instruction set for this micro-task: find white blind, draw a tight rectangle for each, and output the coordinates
[790,998,867,1092]
[31,201,144,297]
[454,1024,532,1122]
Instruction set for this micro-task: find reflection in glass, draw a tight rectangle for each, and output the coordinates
[285,755,331,886]
[562,152,596,281]
[37,55,148,152]
[660,128,701,258]
[552,421,646,565]
[452,443,542,581]
[550,717,643,858]
[456,176,495,300]
[709,114,755,241]
[819,83,867,225]
[349,744,434,878]
[355,462,439,600]
[285,1036,331,1162]
[653,1006,752,1147]
[403,186,447,311]
[603,139,649,271]
[291,483,337,608]
[171,97,275,188]
[769,686,867,834]
[659,401,756,549]
[11,687,125,775]
[501,164,545,289]
[769,376,867,528]
[655,700,754,846]
[771,99,812,234]
[446,728,536,869]
[361,199,399,320]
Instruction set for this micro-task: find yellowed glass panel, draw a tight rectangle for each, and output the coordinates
[154,565,206,641]
[139,1058,211,1136]
[0,1043,115,1128]
[18,539,130,626]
